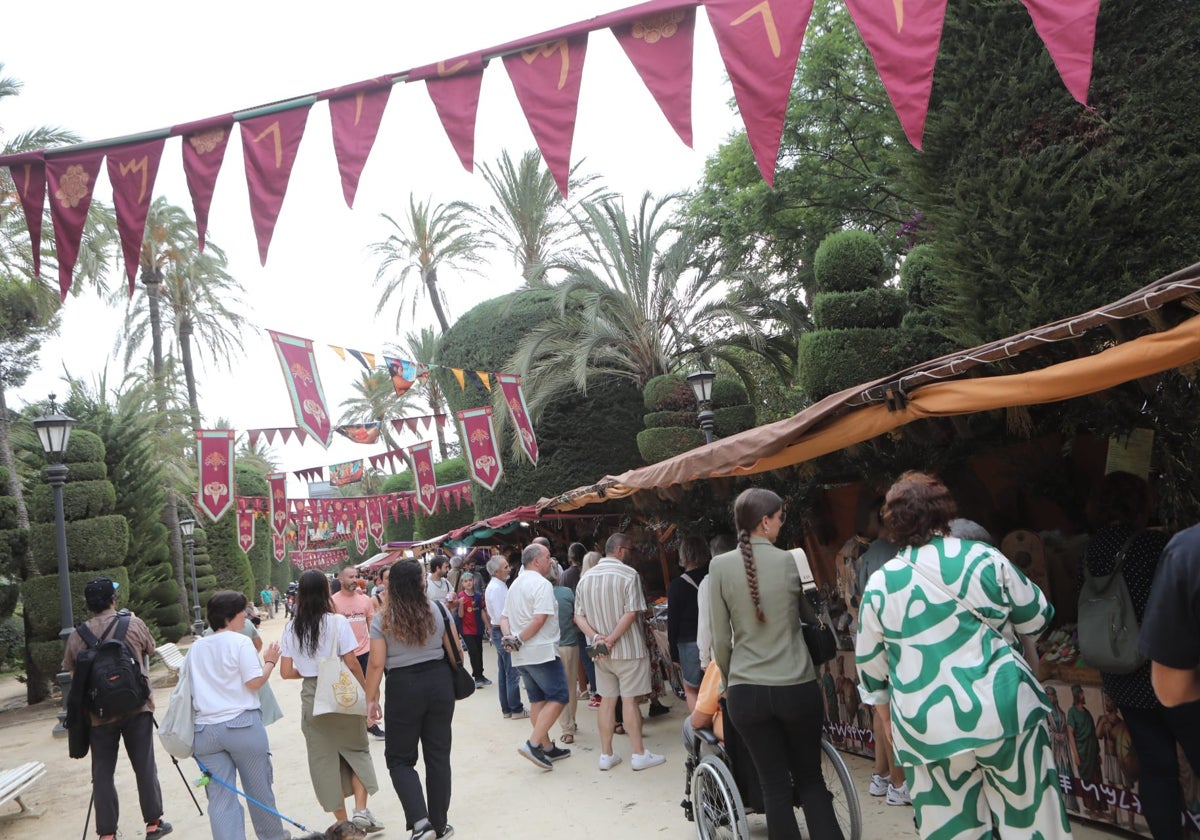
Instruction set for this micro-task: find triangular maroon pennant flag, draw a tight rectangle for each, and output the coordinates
[503,35,589,197]
[6,151,46,279]
[405,418,419,435]
[843,0,947,149]
[1019,0,1100,105]
[273,532,286,562]
[367,496,386,549]
[462,483,472,507]
[106,138,166,296]
[399,493,412,520]
[240,105,312,265]
[411,55,486,173]
[326,79,392,208]
[248,429,262,448]
[268,472,288,536]
[46,150,105,301]
[498,373,540,465]
[278,428,292,444]
[611,3,697,147]
[176,116,234,252]
[238,508,256,553]
[704,0,814,185]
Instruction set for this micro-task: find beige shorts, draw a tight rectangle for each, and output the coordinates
[594,656,651,698]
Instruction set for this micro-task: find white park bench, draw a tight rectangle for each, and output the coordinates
[0,760,45,821]
[155,642,186,682]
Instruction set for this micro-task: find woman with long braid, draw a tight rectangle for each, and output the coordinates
[709,487,843,840]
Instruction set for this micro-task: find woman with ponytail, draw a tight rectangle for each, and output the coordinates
[709,487,843,840]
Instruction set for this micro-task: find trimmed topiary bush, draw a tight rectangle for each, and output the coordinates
[900,244,939,309]
[57,461,108,482]
[643,410,698,429]
[812,288,907,330]
[62,428,106,465]
[26,479,117,522]
[711,378,750,408]
[643,374,696,412]
[812,230,888,293]
[714,404,757,438]
[0,496,16,531]
[797,328,909,401]
[636,427,707,464]
[30,515,131,575]
[22,566,130,638]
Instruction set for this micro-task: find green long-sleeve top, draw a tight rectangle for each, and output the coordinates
[709,537,816,688]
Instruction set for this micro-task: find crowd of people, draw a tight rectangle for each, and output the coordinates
[60,468,1200,840]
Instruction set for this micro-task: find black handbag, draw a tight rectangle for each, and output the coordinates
[436,603,476,700]
[794,551,837,666]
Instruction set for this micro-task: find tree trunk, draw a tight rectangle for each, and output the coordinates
[425,268,451,334]
[143,267,167,414]
[163,489,189,619]
[179,316,201,430]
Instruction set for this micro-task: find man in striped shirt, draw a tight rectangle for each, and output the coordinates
[574,533,666,771]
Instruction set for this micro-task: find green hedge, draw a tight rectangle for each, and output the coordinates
[30,515,130,575]
[714,404,757,437]
[0,529,29,579]
[643,374,696,412]
[0,614,23,666]
[22,566,130,640]
[644,410,697,429]
[0,466,8,493]
[0,583,19,622]
[28,640,64,678]
[27,480,117,522]
[900,244,939,309]
[797,328,908,402]
[63,429,105,464]
[813,230,887,293]
[812,288,907,330]
[637,426,707,464]
[60,461,108,482]
[0,496,17,530]
[711,378,750,408]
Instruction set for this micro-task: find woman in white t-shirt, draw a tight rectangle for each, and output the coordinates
[188,590,287,840]
[280,570,383,833]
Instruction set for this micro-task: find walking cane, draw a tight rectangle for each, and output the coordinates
[81,789,93,840]
[151,716,205,815]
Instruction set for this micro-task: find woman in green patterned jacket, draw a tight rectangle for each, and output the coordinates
[856,472,1073,839]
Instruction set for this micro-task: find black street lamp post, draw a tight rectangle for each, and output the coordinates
[179,518,203,637]
[687,370,717,445]
[34,394,75,738]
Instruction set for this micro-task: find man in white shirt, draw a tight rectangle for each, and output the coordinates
[425,557,455,605]
[502,543,570,770]
[485,556,527,720]
[331,565,384,740]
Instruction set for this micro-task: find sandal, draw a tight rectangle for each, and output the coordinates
[561,732,574,744]
[614,723,626,735]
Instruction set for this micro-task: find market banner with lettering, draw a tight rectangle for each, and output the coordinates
[237,508,256,552]
[274,532,287,562]
[240,106,312,264]
[176,116,233,252]
[269,330,334,447]
[457,406,504,491]
[46,149,105,300]
[196,429,236,522]
[411,55,486,173]
[327,79,392,208]
[6,151,46,279]
[705,0,813,186]
[268,473,288,536]
[497,373,539,465]
[612,3,696,146]
[335,423,382,445]
[408,441,439,516]
[290,548,349,571]
[106,137,166,295]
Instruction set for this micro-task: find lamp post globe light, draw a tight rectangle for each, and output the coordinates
[33,394,75,737]
[687,370,717,445]
[179,517,203,637]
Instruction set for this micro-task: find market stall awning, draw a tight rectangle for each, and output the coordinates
[541,262,1200,511]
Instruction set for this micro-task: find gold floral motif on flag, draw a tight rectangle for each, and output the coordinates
[289,363,314,385]
[474,454,497,475]
[188,129,226,154]
[301,399,326,423]
[470,427,491,444]
[632,11,685,44]
[203,451,228,467]
[55,165,90,208]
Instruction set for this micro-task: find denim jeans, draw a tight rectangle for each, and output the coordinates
[490,625,524,715]
[576,633,597,693]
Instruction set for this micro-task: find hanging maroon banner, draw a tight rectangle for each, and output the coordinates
[1019,0,1099,105]
[46,150,105,301]
[240,105,312,265]
[408,441,439,516]
[268,472,288,536]
[843,0,947,149]
[196,429,236,522]
[497,373,539,465]
[268,330,334,447]
[330,459,365,487]
[705,0,814,186]
[503,35,589,197]
[6,151,46,279]
[612,3,697,147]
[457,407,504,491]
[327,80,392,208]
[274,532,287,562]
[237,508,256,553]
[335,423,382,445]
[290,548,349,571]
[176,116,234,252]
[411,55,486,173]
[353,510,370,555]
[106,138,165,295]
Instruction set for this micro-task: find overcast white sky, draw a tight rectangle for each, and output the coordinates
[4,0,743,493]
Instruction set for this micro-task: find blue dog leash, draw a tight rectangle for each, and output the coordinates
[193,757,321,836]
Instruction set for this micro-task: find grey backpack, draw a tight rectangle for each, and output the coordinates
[1078,533,1144,674]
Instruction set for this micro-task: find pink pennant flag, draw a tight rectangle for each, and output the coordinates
[503,35,589,197]
[238,508,256,553]
[327,79,392,207]
[268,330,334,447]
[411,55,486,173]
[240,105,312,265]
[842,0,948,149]
[462,483,472,507]
[497,373,539,465]
[408,441,439,516]
[354,514,370,554]
[107,138,166,296]
[176,116,234,252]
[367,496,386,549]
[6,151,46,278]
[273,532,287,562]
[457,407,505,491]
[612,5,697,146]
[196,429,236,522]
[1019,0,1099,105]
[46,150,105,300]
[705,0,815,185]
[268,472,288,536]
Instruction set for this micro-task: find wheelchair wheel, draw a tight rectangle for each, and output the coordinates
[694,755,751,839]
[818,737,862,840]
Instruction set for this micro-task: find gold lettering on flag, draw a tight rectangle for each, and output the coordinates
[731,1,781,59]
[17,163,33,198]
[437,58,469,77]
[253,121,285,168]
[354,92,365,126]
[893,0,903,31]
[117,155,151,203]
[522,40,570,90]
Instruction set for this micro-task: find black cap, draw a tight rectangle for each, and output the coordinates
[84,578,120,609]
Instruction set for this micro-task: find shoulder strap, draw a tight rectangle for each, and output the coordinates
[108,614,131,643]
[435,602,462,666]
[791,552,821,626]
[898,549,1003,638]
[1084,531,1140,581]
[679,572,699,591]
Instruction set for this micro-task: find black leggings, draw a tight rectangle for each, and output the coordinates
[463,633,485,680]
[726,680,843,840]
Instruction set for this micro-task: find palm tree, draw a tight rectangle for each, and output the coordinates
[397,327,453,460]
[510,192,796,418]
[236,434,278,477]
[337,368,412,450]
[368,195,485,333]
[472,149,609,285]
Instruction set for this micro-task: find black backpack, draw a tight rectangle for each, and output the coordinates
[75,613,151,719]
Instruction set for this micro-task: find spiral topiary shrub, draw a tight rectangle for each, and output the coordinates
[813,230,888,293]
[22,567,130,639]
[26,479,117,522]
[30,515,131,575]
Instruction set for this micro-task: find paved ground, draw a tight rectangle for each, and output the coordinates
[0,617,1135,839]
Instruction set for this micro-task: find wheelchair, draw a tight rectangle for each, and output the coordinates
[680,711,861,839]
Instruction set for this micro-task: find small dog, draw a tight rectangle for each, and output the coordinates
[294,820,368,840]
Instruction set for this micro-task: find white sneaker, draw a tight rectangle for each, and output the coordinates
[631,750,666,771]
[869,773,888,796]
[352,808,386,832]
[886,782,912,806]
[598,753,623,771]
